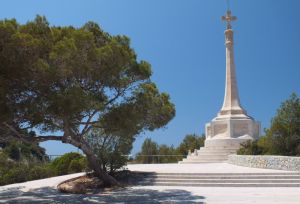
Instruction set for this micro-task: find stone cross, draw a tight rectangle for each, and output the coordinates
[221,10,237,29]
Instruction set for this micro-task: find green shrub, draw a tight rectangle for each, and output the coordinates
[2,140,48,162]
[1,165,30,185]
[50,152,87,175]
[68,157,87,173]
[237,140,265,155]
[0,152,88,186]
[177,134,205,156]
[266,93,300,156]
[0,153,14,171]
[105,151,128,174]
[0,164,54,186]
[85,129,134,174]
[28,165,55,180]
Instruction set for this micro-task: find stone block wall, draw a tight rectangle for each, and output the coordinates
[228,155,300,171]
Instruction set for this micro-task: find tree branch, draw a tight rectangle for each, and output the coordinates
[34,135,63,142]
[2,122,63,143]
[2,122,24,138]
[80,110,99,136]
[104,88,126,107]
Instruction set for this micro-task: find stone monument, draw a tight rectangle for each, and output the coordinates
[180,9,260,163]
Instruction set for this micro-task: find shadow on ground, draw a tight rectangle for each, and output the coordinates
[0,186,205,204]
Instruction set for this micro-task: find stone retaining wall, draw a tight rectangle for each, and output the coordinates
[228,155,300,171]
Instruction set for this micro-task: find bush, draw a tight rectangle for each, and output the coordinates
[177,134,205,156]
[105,151,128,174]
[28,165,55,180]
[237,140,265,155]
[0,153,14,171]
[2,140,48,163]
[85,129,134,174]
[68,157,88,174]
[0,152,87,186]
[135,138,159,164]
[50,152,87,175]
[1,165,30,185]
[266,93,300,156]
[238,94,300,156]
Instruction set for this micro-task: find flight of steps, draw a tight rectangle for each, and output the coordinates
[179,147,237,163]
[134,172,300,187]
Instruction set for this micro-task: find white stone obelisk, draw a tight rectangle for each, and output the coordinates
[219,10,246,117]
[180,9,260,163]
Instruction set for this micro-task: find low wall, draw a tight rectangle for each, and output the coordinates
[228,155,300,171]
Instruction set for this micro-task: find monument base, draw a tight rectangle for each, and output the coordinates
[179,115,260,164]
[179,138,249,163]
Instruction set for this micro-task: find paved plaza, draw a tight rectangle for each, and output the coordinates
[0,163,300,204]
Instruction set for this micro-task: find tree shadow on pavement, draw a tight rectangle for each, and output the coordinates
[0,186,205,204]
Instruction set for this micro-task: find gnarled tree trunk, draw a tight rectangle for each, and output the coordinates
[61,133,120,187]
[80,142,119,187]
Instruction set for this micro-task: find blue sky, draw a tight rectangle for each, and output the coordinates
[1,0,299,155]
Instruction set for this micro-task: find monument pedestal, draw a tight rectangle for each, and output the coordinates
[179,116,260,163]
[206,115,260,141]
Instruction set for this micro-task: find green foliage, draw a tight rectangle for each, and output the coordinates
[0,153,14,176]
[237,140,265,155]
[135,139,183,164]
[68,157,88,174]
[157,144,178,163]
[50,152,87,175]
[2,140,48,162]
[0,139,52,185]
[177,134,205,156]
[266,93,300,156]
[0,152,50,185]
[237,93,300,156]
[0,15,175,133]
[136,138,159,163]
[0,151,87,186]
[135,134,205,164]
[0,162,55,186]
[1,165,31,185]
[0,16,175,182]
[85,128,134,174]
[28,165,55,180]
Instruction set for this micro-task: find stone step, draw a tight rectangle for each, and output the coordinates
[140,179,300,183]
[150,173,300,176]
[198,148,237,152]
[179,161,227,164]
[133,172,300,187]
[186,155,228,160]
[182,159,228,162]
[181,158,227,161]
[200,147,239,150]
[195,152,235,156]
[197,151,235,154]
[195,151,235,155]
[140,182,300,187]
[179,161,226,164]
[147,175,300,179]
[180,158,227,163]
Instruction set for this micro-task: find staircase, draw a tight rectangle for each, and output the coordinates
[134,172,300,187]
[179,147,237,163]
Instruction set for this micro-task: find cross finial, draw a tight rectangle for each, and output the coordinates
[222,10,237,29]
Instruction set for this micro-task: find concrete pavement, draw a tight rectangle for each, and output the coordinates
[0,163,299,204]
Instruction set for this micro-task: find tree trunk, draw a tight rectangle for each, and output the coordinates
[82,144,119,187]
[67,137,119,187]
